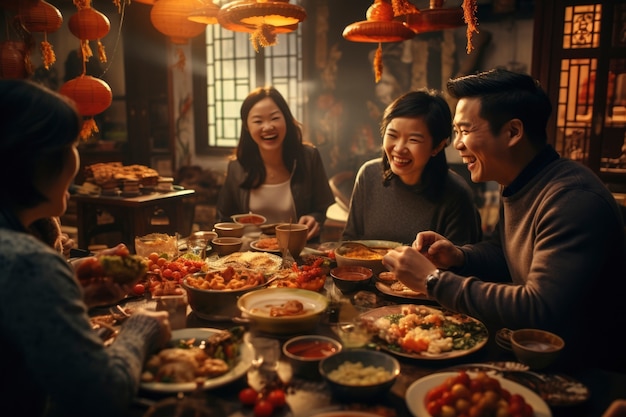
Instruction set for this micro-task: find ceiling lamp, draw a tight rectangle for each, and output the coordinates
[217,0,307,52]
[60,75,113,140]
[188,0,220,25]
[150,0,208,44]
[343,0,415,83]
[395,0,479,53]
[18,0,63,70]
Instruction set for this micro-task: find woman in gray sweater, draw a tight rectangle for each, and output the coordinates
[342,89,482,245]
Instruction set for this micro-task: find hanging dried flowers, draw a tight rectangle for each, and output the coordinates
[18,0,63,70]
[462,0,479,53]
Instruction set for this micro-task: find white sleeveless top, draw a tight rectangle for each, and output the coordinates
[249,179,297,224]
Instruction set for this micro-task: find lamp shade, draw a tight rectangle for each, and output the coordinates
[68,7,110,40]
[343,0,414,43]
[188,1,220,24]
[150,0,208,44]
[19,0,63,34]
[0,41,28,79]
[398,0,464,33]
[60,75,112,116]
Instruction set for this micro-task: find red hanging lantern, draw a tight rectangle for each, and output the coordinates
[60,75,113,140]
[18,0,63,70]
[150,0,208,45]
[343,0,415,83]
[19,0,63,33]
[68,7,110,40]
[68,5,111,64]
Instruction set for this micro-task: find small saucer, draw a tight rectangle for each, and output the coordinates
[495,328,513,351]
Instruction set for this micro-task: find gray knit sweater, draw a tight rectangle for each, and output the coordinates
[0,211,163,417]
[342,158,482,245]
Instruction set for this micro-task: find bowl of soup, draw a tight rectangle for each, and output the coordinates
[283,335,342,377]
[510,328,564,369]
[334,241,401,275]
[330,266,373,293]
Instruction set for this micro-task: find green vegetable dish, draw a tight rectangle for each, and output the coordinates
[360,305,489,360]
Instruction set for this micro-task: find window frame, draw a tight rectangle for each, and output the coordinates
[191,22,304,156]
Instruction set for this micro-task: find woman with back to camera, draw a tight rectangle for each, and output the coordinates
[216,86,335,241]
[0,79,171,417]
[342,89,482,245]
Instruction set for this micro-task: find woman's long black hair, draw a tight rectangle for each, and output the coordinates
[235,86,305,189]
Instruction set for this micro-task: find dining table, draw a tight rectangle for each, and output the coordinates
[94,244,626,417]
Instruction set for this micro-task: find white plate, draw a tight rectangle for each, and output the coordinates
[249,238,281,253]
[140,328,252,393]
[406,372,552,417]
[237,288,328,318]
[375,281,429,300]
[359,304,488,360]
[207,251,283,273]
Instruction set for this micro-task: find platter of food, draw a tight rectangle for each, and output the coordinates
[405,371,552,417]
[140,327,252,393]
[359,304,488,360]
[249,237,281,253]
[207,251,283,273]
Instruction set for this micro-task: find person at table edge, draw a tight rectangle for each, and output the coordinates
[383,68,626,372]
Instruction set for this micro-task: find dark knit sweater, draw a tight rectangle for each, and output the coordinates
[430,156,626,371]
[343,158,482,245]
[0,209,163,417]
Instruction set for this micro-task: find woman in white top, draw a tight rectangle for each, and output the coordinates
[216,86,334,241]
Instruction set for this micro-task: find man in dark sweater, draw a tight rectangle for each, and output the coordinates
[383,68,626,372]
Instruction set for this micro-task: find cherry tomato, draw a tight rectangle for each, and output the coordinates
[253,400,274,417]
[267,389,286,407]
[238,387,258,406]
[132,283,145,295]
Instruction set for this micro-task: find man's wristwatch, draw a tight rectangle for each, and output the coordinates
[425,269,441,296]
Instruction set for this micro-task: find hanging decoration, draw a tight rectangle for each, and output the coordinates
[150,0,207,45]
[393,0,479,53]
[68,0,111,65]
[217,0,307,52]
[188,0,220,25]
[342,0,415,83]
[18,0,63,70]
[0,40,29,79]
[60,75,113,140]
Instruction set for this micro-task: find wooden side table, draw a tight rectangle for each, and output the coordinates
[73,189,195,253]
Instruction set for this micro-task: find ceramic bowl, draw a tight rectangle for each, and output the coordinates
[283,335,342,377]
[211,237,243,256]
[319,349,400,401]
[213,222,245,238]
[236,288,328,335]
[510,328,565,369]
[334,240,401,275]
[330,266,373,293]
[182,271,266,320]
[231,213,267,227]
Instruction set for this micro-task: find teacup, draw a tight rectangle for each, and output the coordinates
[275,223,308,258]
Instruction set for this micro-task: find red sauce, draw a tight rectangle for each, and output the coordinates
[286,340,338,359]
[237,215,264,225]
[337,272,368,281]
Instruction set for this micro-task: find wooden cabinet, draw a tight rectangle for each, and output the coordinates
[532,0,626,190]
